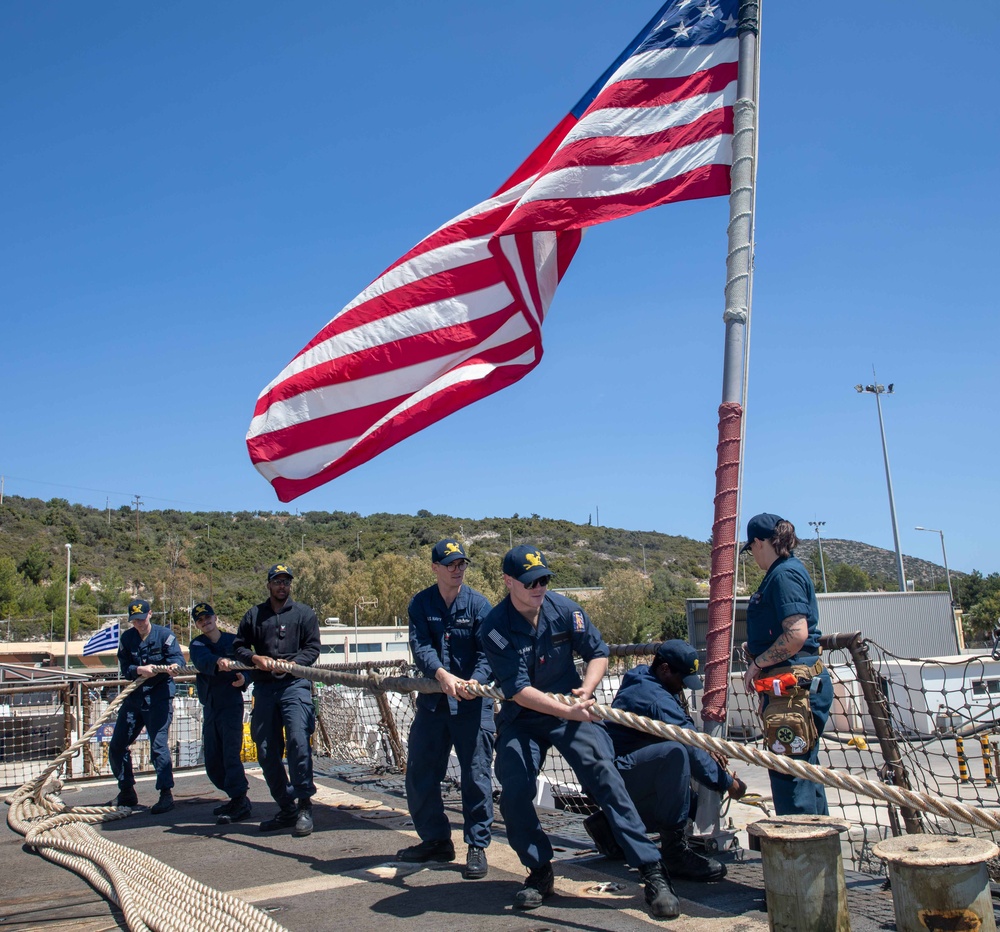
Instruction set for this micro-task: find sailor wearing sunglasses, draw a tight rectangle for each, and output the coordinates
[481,545,678,919]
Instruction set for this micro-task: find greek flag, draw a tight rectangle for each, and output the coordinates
[83,621,120,656]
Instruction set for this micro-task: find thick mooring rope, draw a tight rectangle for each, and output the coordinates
[13,656,996,932]
[292,660,999,833]
[5,668,290,932]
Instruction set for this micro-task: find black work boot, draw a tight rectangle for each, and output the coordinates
[660,827,727,881]
[396,838,456,862]
[463,845,488,879]
[638,861,680,919]
[259,802,299,832]
[582,810,625,859]
[109,786,138,807]
[213,798,236,817]
[293,798,314,836]
[513,862,554,910]
[150,790,174,815]
[217,795,252,825]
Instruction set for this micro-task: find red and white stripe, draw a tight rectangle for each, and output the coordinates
[248,11,737,502]
[247,177,582,502]
[497,38,737,235]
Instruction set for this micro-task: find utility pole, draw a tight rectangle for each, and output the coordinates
[808,520,828,593]
[206,522,213,601]
[106,497,111,526]
[63,544,72,671]
[132,494,143,543]
[915,526,955,608]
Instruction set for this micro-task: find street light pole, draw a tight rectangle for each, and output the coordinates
[64,544,72,671]
[915,526,954,607]
[808,520,828,593]
[855,371,906,591]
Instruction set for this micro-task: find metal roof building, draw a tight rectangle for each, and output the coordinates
[686,590,959,661]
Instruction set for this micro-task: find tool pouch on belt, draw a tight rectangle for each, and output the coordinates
[760,660,824,757]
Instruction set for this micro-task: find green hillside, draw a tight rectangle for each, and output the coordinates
[1,495,995,645]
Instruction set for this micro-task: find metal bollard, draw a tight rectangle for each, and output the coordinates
[956,735,969,783]
[747,815,851,932]
[873,834,998,932]
[982,734,994,787]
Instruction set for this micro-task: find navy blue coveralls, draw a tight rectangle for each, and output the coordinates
[233,599,321,807]
[605,665,734,831]
[407,583,494,848]
[190,631,249,801]
[109,625,186,793]
[482,592,661,871]
[746,553,833,815]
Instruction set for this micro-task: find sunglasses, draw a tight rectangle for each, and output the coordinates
[446,560,470,569]
[524,576,551,590]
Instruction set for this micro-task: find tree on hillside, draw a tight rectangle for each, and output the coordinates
[327,553,436,626]
[292,549,351,620]
[17,547,49,585]
[964,593,1000,643]
[828,563,872,592]
[588,568,653,645]
[0,557,19,617]
[98,568,126,614]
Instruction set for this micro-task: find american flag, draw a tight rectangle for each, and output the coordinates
[83,620,121,656]
[248,0,740,502]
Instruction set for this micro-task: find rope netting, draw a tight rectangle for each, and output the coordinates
[11,634,1000,932]
[303,645,1000,876]
[5,670,291,932]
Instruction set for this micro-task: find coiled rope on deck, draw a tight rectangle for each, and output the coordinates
[6,667,290,932]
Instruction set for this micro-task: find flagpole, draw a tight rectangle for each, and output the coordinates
[63,544,72,671]
[695,0,761,838]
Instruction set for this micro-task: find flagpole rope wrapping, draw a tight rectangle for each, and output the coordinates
[6,667,291,932]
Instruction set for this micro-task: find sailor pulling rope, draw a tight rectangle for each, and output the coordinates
[10,657,995,932]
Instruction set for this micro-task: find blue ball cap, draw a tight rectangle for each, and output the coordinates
[655,639,703,690]
[267,563,294,581]
[502,545,553,585]
[431,539,469,565]
[740,513,784,554]
[191,602,214,620]
[127,599,151,619]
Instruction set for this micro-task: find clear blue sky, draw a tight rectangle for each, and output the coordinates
[2,2,997,575]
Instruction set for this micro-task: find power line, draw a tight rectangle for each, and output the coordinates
[0,474,210,508]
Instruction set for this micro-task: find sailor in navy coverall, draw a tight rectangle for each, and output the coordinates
[108,598,185,813]
[397,539,494,880]
[741,513,833,815]
[228,564,322,835]
[481,545,678,918]
[601,640,747,881]
[189,602,251,823]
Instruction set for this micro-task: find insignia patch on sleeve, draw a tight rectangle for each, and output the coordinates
[573,612,585,631]
[165,635,176,646]
[487,628,509,651]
